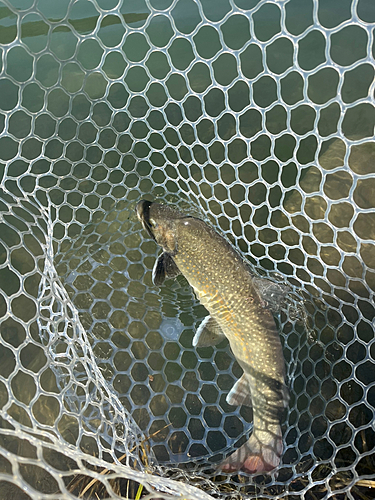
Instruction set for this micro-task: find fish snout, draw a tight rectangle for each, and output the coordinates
[135,199,151,222]
[135,199,156,240]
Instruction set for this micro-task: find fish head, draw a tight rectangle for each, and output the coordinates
[136,200,198,255]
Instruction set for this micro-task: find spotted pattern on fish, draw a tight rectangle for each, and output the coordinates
[136,200,289,474]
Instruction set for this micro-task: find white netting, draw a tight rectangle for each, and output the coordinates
[0,0,374,498]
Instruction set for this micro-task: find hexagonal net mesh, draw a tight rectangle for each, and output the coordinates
[0,0,374,498]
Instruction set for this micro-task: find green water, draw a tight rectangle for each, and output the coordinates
[0,0,374,482]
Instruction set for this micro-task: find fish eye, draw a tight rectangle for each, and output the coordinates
[149,218,158,228]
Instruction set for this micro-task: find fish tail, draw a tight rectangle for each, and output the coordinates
[219,426,282,474]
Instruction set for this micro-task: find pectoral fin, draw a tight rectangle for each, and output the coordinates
[152,252,180,286]
[226,374,252,407]
[192,316,226,347]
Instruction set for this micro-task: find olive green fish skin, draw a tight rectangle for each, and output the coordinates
[136,200,288,474]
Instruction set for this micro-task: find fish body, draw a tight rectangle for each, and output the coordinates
[136,200,289,474]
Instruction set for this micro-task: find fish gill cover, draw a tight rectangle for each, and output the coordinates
[0,0,374,499]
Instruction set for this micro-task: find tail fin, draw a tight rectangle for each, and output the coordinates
[218,426,282,474]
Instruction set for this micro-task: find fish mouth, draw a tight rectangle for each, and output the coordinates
[136,199,156,240]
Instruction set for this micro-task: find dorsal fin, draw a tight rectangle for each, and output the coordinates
[252,277,289,312]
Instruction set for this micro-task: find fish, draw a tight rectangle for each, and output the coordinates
[136,200,289,474]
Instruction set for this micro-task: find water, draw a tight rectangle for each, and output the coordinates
[0,0,374,498]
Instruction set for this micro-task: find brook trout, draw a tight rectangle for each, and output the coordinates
[136,200,289,474]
